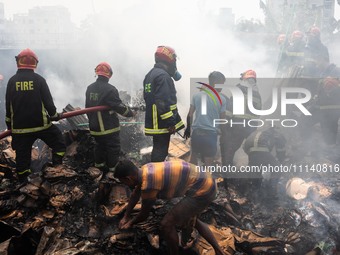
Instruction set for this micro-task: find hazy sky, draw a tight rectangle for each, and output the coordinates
[1,0,339,110]
[1,0,268,25]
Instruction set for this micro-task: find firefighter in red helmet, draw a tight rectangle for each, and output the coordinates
[304,25,329,77]
[222,69,262,170]
[283,30,306,74]
[276,33,289,76]
[315,77,340,145]
[85,62,135,180]
[5,48,66,183]
[143,46,184,162]
[277,34,286,46]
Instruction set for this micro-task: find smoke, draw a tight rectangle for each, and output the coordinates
[31,0,276,116]
[0,0,277,121]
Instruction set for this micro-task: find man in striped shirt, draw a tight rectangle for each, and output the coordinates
[114,159,226,255]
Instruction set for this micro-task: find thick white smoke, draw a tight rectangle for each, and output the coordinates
[37,0,276,116]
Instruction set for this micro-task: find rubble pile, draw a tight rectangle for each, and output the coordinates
[0,109,340,254]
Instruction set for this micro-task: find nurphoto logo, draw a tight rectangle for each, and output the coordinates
[191,78,314,128]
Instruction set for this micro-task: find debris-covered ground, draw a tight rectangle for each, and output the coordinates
[1,103,340,255]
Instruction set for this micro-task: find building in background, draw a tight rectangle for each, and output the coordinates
[0,4,78,49]
[217,8,235,29]
[261,0,336,38]
[0,3,4,46]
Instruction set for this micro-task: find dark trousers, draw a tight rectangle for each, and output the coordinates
[300,109,340,145]
[299,108,322,141]
[93,132,121,169]
[11,125,66,173]
[320,111,340,145]
[151,133,171,162]
[248,151,280,177]
[221,125,256,166]
[248,151,281,200]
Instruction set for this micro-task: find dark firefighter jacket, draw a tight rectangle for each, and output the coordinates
[307,64,340,111]
[315,81,340,112]
[285,40,305,67]
[231,84,262,120]
[243,128,286,162]
[5,69,59,134]
[303,39,329,78]
[321,64,340,78]
[143,63,184,135]
[85,76,133,136]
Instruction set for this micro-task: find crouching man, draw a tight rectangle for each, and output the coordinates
[114,159,226,255]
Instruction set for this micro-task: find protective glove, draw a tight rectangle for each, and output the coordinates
[184,126,191,139]
[50,112,63,121]
[168,126,176,134]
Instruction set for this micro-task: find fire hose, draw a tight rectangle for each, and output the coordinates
[0,105,111,140]
[0,105,187,140]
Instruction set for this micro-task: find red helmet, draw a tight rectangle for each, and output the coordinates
[95,62,113,79]
[291,30,304,41]
[322,77,340,91]
[240,69,257,80]
[308,26,320,37]
[16,48,38,69]
[277,34,286,45]
[155,46,177,64]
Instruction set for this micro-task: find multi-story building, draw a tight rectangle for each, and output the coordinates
[217,8,235,29]
[262,0,335,35]
[0,3,4,46]
[0,4,78,49]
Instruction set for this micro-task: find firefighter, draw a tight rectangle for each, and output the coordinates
[316,77,340,145]
[298,54,340,147]
[303,26,329,78]
[243,126,286,200]
[143,46,184,162]
[285,30,305,74]
[184,71,227,167]
[85,62,135,175]
[115,159,226,255]
[243,126,286,176]
[315,50,340,78]
[277,34,287,46]
[222,69,262,167]
[5,48,66,183]
[276,33,289,76]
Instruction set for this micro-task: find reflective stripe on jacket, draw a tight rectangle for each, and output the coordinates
[5,69,57,134]
[85,76,133,136]
[143,64,184,135]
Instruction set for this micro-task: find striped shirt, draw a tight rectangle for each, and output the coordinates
[138,160,216,200]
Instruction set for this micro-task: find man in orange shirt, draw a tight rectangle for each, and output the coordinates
[115,159,226,255]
